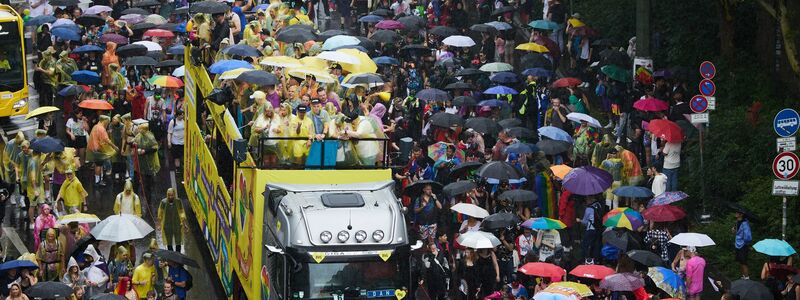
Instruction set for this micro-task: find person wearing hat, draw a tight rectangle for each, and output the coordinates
[132,252,156,300]
[55,168,87,214]
[35,47,57,106]
[134,123,160,202]
[87,115,119,187]
[289,105,314,165]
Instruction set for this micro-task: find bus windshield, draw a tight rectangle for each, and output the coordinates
[291,259,402,299]
[0,21,24,92]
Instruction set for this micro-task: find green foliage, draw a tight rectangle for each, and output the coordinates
[650,0,719,67]
[572,0,635,48]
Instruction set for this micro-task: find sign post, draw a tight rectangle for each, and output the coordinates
[696,61,715,217]
[773,108,799,240]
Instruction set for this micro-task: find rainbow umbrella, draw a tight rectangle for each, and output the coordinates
[148,75,183,88]
[521,217,566,230]
[647,267,686,299]
[647,191,689,207]
[603,207,644,230]
[427,141,465,162]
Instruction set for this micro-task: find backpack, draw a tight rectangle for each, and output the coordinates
[590,201,606,229]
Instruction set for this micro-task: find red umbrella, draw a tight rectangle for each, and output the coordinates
[570,264,616,279]
[648,119,684,142]
[375,20,405,30]
[552,77,582,88]
[78,99,113,110]
[519,262,566,278]
[143,29,174,38]
[642,205,686,222]
[633,97,669,112]
[533,35,560,58]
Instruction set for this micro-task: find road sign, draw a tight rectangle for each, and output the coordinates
[777,137,797,152]
[773,180,799,196]
[706,97,716,110]
[773,152,800,180]
[774,108,800,137]
[699,61,716,79]
[690,113,709,124]
[689,95,708,113]
[699,79,716,97]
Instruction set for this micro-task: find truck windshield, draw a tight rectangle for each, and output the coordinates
[291,259,402,299]
[0,21,24,92]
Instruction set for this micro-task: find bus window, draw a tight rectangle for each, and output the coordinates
[0,21,23,92]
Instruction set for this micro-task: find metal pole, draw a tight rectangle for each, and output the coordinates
[635,0,651,57]
[700,124,706,214]
[783,196,787,240]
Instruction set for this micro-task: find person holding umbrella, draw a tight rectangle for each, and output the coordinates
[414,183,442,243]
[733,209,753,279]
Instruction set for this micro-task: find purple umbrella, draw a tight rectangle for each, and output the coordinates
[562,166,613,195]
[647,191,689,207]
[484,85,518,95]
[375,20,405,30]
[100,33,129,45]
[119,14,145,24]
[600,272,645,291]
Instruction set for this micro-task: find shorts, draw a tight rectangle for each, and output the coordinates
[170,144,184,160]
[735,246,749,264]
[71,135,87,149]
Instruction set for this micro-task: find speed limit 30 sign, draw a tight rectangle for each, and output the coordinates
[773,152,800,180]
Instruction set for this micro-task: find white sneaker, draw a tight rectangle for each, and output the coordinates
[28,223,34,230]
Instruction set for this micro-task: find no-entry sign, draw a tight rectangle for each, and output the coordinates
[773,152,800,180]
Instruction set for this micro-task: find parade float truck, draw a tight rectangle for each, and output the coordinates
[0,5,29,118]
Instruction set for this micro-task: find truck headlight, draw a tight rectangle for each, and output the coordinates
[355,230,367,243]
[337,230,350,243]
[12,99,27,109]
[372,230,384,242]
[320,231,332,243]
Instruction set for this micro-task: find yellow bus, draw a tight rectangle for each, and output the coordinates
[0,5,29,117]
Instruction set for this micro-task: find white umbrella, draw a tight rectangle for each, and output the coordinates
[83,5,112,15]
[316,51,359,64]
[457,231,500,249]
[442,35,476,48]
[133,41,162,52]
[172,65,185,77]
[144,14,167,25]
[90,214,154,242]
[479,62,513,72]
[450,203,490,218]
[566,112,602,128]
[669,232,715,247]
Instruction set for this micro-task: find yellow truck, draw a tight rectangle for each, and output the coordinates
[0,5,29,117]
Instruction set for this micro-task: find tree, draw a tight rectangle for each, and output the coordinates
[756,0,800,88]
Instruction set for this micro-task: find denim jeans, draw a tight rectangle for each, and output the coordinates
[663,167,679,192]
[582,229,600,262]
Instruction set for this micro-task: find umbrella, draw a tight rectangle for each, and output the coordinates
[442,35,476,48]
[135,0,159,6]
[505,143,538,155]
[519,262,566,277]
[486,21,512,31]
[429,112,463,128]
[91,213,154,242]
[536,139,571,155]
[287,68,336,83]
[157,23,180,32]
[375,20,404,30]
[397,15,425,29]
[99,33,128,44]
[521,53,553,70]
[562,166,613,196]
[116,44,149,57]
[489,72,518,84]
[669,233,715,247]
[373,56,400,66]
[121,7,150,15]
[479,62,513,72]
[275,27,317,43]
[497,118,521,128]
[31,137,65,153]
[76,15,105,27]
[570,264,615,279]
[600,273,645,291]
[71,70,101,85]
[725,201,759,221]
[26,15,56,27]
[601,64,632,82]
[529,19,559,30]
[26,282,74,299]
[119,14,145,25]
[318,29,351,41]
[237,70,278,86]
[534,290,580,300]
[370,30,399,43]
[323,35,361,50]
[343,73,384,85]
[337,48,378,73]
[209,60,253,74]
[317,51,359,65]
[730,279,772,300]
[154,249,199,267]
[457,231,500,249]
[628,250,664,267]
[260,56,302,68]
[477,161,523,181]
[604,207,645,230]
[491,6,515,16]
[172,66,185,77]
[144,14,166,25]
[470,24,497,34]
[449,161,482,179]
[753,239,797,256]
[148,75,183,88]
[521,217,566,230]
[484,85,518,95]
[647,191,689,207]
[648,119,684,142]
[552,77,582,88]
[72,45,104,54]
[603,229,642,250]
[613,186,654,198]
[538,126,573,143]
[453,96,478,107]
[443,181,476,197]
[222,44,261,57]
[0,260,39,272]
[533,35,561,57]
[402,180,443,197]
[465,117,500,135]
[430,26,459,37]
[49,0,78,5]
[633,98,669,112]
[143,29,174,38]
[51,27,81,41]
[399,44,432,56]
[481,212,521,230]
[358,14,383,23]
[642,205,686,222]
[647,267,686,298]
[167,44,185,55]
[78,99,114,110]
[568,26,598,37]
[91,293,128,300]
[131,22,156,31]
[416,88,450,102]
[25,106,60,120]
[478,99,509,108]
[124,56,157,66]
[156,60,182,68]
[132,40,162,51]
[370,8,391,16]
[548,282,593,297]
[653,69,672,78]
[451,203,489,218]
[190,0,229,13]
[507,127,535,140]
[220,68,255,80]
[498,189,537,203]
[516,42,550,53]
[455,68,485,77]
[444,82,473,90]
[566,112,602,128]
[57,212,101,224]
[550,165,572,180]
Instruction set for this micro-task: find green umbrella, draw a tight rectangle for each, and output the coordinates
[601,64,631,82]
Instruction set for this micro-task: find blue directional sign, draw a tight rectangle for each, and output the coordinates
[690,95,708,113]
[774,108,800,137]
[699,79,716,97]
[699,61,716,79]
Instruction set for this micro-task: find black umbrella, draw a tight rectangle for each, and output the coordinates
[403,180,443,197]
[724,201,758,222]
[536,139,571,155]
[31,137,65,153]
[345,73,384,85]
[455,68,485,77]
[317,30,350,41]
[443,181,476,197]
[453,96,477,107]
[481,212,521,230]
[397,15,425,29]
[134,0,160,6]
[154,249,200,267]
[146,51,164,61]
[76,15,105,27]
[603,229,642,251]
[91,293,128,300]
[416,88,451,102]
[429,112,464,128]
[430,26,459,37]
[444,82,472,91]
[189,1,229,14]
[370,30,399,43]
[131,22,156,31]
[399,44,432,55]
[157,59,182,68]
[70,235,97,259]
[121,7,150,15]
[498,118,522,128]
[491,6,515,16]
[601,50,630,68]
[371,8,391,17]
[477,161,523,180]
[116,44,149,57]
[49,0,79,6]
[520,53,553,70]
[26,282,74,299]
[498,189,537,203]
[124,56,158,66]
[465,117,501,135]
[276,27,317,43]
[627,250,663,267]
[470,24,497,34]
[730,279,772,300]
[506,126,535,140]
[222,44,262,57]
[449,161,482,179]
[174,6,189,14]
[237,70,279,86]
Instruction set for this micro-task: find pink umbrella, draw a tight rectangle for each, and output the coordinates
[119,14,144,24]
[375,20,405,30]
[143,29,174,38]
[633,97,669,112]
[99,33,128,45]
[84,5,112,15]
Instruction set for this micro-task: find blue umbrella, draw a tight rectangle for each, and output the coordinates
[489,72,518,84]
[528,20,559,31]
[647,267,686,298]
[505,143,539,154]
[484,85,518,95]
[167,44,185,55]
[753,239,797,257]
[208,60,253,74]
[0,260,39,272]
[486,21,512,31]
[31,137,65,153]
[522,67,554,77]
[373,56,400,65]
[359,14,384,23]
[222,44,261,57]
[478,99,508,107]
[58,85,85,97]
[538,126,573,142]
[322,35,361,50]
[613,186,655,198]
[27,15,56,27]
[72,45,104,54]
[52,23,81,33]
[647,191,689,207]
[250,3,269,11]
[71,70,101,85]
[51,27,81,41]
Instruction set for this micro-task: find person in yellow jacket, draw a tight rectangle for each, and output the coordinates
[114,180,141,217]
[289,105,314,165]
[157,188,187,252]
[55,168,87,214]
